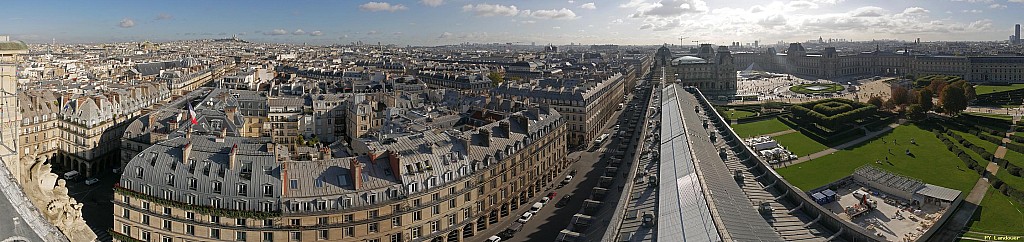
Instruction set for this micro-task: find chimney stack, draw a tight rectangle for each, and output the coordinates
[182,142,192,164]
[479,128,491,147]
[387,151,403,183]
[350,159,363,190]
[229,144,238,169]
[225,106,238,123]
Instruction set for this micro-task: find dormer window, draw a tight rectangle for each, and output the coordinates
[263,185,273,197]
[212,181,222,194]
[165,174,175,186]
[188,178,197,190]
[237,184,248,196]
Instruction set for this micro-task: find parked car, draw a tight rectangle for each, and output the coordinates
[529,202,544,214]
[556,194,572,208]
[517,212,534,223]
[85,178,100,185]
[562,175,573,184]
[540,197,550,205]
[486,236,502,242]
[547,192,557,200]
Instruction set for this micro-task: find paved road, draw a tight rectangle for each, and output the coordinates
[490,79,655,242]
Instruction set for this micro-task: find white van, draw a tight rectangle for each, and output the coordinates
[63,170,80,180]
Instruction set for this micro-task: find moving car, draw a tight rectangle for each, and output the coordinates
[556,194,572,208]
[517,212,534,223]
[85,178,100,185]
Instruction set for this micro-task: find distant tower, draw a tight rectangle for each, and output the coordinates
[1015,24,1021,44]
[0,36,27,182]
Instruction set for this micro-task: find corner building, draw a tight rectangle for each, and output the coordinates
[113,105,567,242]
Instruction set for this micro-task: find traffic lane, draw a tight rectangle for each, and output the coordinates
[507,102,645,242]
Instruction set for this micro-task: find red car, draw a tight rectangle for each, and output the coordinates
[547,192,557,200]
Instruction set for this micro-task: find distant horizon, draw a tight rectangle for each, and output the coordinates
[2,0,1022,46]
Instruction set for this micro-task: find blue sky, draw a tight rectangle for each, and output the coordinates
[1,0,1022,45]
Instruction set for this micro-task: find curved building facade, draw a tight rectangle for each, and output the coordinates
[113,103,568,242]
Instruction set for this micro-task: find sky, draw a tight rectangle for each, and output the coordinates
[1,0,1022,46]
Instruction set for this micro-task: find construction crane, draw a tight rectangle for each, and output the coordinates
[678,36,688,46]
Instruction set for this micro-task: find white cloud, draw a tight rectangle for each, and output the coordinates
[850,6,886,17]
[787,1,819,10]
[155,13,173,20]
[463,4,519,16]
[366,30,380,35]
[989,3,1007,8]
[902,7,929,15]
[1010,0,1024,3]
[962,9,983,13]
[612,19,624,24]
[580,3,596,10]
[527,8,578,20]
[758,14,788,27]
[420,0,444,7]
[553,26,561,29]
[438,32,453,38]
[293,29,306,35]
[952,0,994,3]
[806,0,842,4]
[119,18,135,28]
[265,29,288,35]
[310,31,323,36]
[359,2,408,12]
[628,0,709,17]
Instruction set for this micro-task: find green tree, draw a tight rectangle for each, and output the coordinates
[927,79,947,94]
[918,88,933,111]
[867,96,884,108]
[890,86,911,107]
[907,104,926,120]
[939,84,968,115]
[488,72,505,85]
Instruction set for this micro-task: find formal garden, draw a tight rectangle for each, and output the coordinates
[789,83,845,94]
[767,75,1024,237]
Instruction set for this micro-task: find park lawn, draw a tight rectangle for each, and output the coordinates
[778,124,980,193]
[997,172,1024,194]
[723,109,755,120]
[975,84,1024,95]
[1003,150,1024,172]
[965,188,1024,237]
[774,132,829,157]
[949,129,999,154]
[732,118,793,138]
[965,112,1014,122]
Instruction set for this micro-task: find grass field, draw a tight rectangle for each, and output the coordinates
[778,124,980,193]
[774,132,829,157]
[944,133,989,167]
[975,84,1024,95]
[1003,150,1024,172]
[964,112,1015,122]
[722,109,756,120]
[964,188,1024,237]
[732,118,793,137]
[949,129,1000,154]
[790,83,844,94]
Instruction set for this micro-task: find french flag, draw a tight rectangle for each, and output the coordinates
[188,103,198,125]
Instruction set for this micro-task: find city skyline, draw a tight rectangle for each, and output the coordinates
[2,0,1023,45]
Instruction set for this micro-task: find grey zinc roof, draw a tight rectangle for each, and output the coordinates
[915,184,961,202]
[119,135,281,211]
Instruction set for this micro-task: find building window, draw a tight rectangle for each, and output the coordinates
[122,208,130,218]
[448,214,456,226]
[290,219,300,226]
[289,179,298,190]
[368,222,379,233]
[343,227,354,237]
[140,231,150,241]
[343,214,352,223]
[263,219,273,227]
[162,220,171,230]
[411,226,421,238]
[432,205,440,215]
[237,184,248,196]
[121,224,131,236]
[211,198,221,208]
[211,216,221,224]
[391,217,401,227]
[390,233,402,242]
[263,202,274,212]
[212,181,222,194]
[262,232,274,242]
[165,174,175,186]
[186,212,194,221]
[430,220,438,232]
[211,228,221,239]
[142,201,150,210]
[236,200,247,210]
[368,210,378,218]
[236,218,247,227]
[262,185,273,197]
[163,207,171,215]
[318,230,329,240]
[186,225,194,235]
[235,231,247,241]
[142,215,150,225]
[188,178,197,190]
[290,231,301,241]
